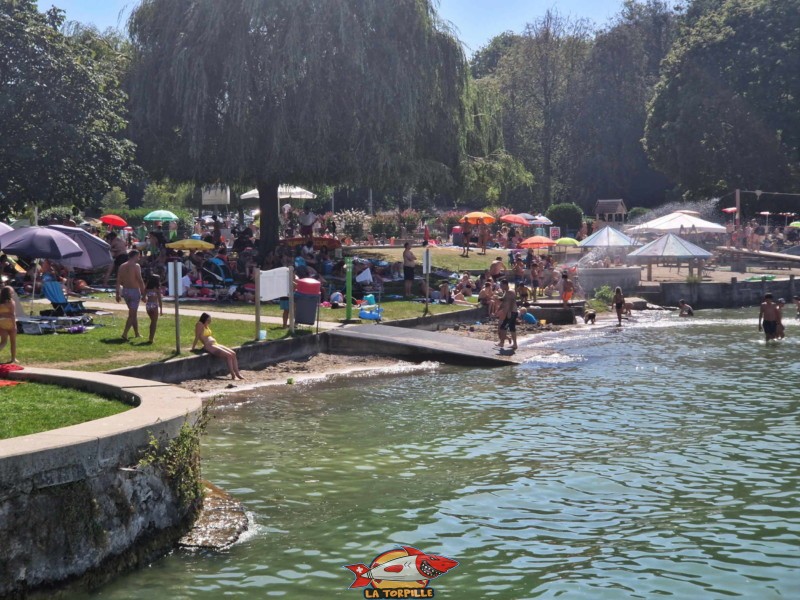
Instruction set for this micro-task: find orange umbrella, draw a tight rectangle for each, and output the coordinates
[519,235,557,249]
[460,211,496,225]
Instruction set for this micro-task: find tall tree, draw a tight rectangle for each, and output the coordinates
[496,11,591,209]
[0,0,136,219]
[127,0,468,258]
[571,0,677,209]
[644,0,800,197]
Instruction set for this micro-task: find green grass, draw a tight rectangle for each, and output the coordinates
[0,382,132,439]
[354,246,497,272]
[20,314,290,372]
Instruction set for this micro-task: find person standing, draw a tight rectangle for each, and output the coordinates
[403,242,416,297]
[116,250,146,340]
[496,279,518,351]
[144,275,163,344]
[298,207,317,238]
[0,286,18,363]
[561,271,575,308]
[612,286,625,326]
[758,293,780,342]
[461,222,473,257]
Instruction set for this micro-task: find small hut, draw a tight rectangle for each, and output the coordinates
[594,199,628,229]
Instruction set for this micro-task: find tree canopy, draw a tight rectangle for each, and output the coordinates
[0,0,135,219]
[127,0,469,255]
[644,0,800,196]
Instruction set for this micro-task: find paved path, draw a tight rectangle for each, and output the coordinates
[27,297,348,330]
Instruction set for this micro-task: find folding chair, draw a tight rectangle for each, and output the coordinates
[42,281,85,316]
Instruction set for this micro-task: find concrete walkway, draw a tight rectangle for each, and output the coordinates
[37,298,349,331]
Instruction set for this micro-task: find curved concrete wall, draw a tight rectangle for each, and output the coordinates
[0,368,202,596]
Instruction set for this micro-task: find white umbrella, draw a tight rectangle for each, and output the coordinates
[241,185,317,200]
[626,211,726,234]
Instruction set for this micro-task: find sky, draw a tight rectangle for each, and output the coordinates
[37,0,646,55]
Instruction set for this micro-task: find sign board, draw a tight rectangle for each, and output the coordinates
[549,226,561,240]
[167,261,183,298]
[201,184,230,206]
[422,248,432,275]
[260,267,291,301]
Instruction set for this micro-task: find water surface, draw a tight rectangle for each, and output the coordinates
[74,310,800,599]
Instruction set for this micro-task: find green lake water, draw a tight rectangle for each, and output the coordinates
[73,309,799,599]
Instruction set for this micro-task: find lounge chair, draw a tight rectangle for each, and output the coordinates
[42,281,85,316]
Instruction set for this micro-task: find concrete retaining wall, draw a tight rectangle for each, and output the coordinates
[579,267,641,295]
[0,368,202,597]
[660,276,797,308]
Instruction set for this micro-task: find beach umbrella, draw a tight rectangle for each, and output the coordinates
[0,226,83,260]
[143,210,179,222]
[166,239,215,251]
[100,214,127,227]
[721,207,738,214]
[579,227,639,248]
[519,235,557,249]
[555,237,579,246]
[500,214,530,226]
[0,222,12,236]
[460,211,496,225]
[500,214,529,226]
[516,212,537,222]
[788,222,800,228]
[530,215,553,225]
[240,185,317,200]
[46,225,113,269]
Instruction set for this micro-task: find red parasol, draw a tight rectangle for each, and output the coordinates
[500,214,531,226]
[519,235,557,249]
[100,214,127,227]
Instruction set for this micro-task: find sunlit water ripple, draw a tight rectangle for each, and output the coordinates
[69,309,799,599]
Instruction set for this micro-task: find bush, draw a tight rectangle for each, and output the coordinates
[370,211,400,239]
[334,209,369,239]
[627,207,651,222]
[546,203,584,232]
[397,209,421,237]
[593,284,614,304]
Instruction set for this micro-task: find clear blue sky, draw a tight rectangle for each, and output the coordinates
[37,0,656,54]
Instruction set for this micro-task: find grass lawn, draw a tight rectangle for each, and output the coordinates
[19,314,290,372]
[353,246,498,273]
[0,382,132,439]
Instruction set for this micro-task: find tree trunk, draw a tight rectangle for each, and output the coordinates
[257,179,280,265]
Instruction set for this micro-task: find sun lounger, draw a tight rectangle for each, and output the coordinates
[42,281,85,316]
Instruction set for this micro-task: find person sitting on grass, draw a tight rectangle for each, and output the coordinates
[192,313,244,380]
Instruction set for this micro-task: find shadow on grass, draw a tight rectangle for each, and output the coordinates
[100,337,130,345]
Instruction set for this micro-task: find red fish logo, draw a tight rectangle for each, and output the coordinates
[345,545,458,596]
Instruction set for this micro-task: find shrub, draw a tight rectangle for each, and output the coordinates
[334,209,369,239]
[627,207,651,222]
[370,211,400,238]
[593,284,614,304]
[546,203,584,231]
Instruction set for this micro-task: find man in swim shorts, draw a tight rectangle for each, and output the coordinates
[758,293,780,342]
[116,250,146,340]
[496,279,518,350]
[678,299,694,317]
[561,271,574,308]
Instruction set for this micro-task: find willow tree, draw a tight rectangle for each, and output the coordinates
[127,0,467,256]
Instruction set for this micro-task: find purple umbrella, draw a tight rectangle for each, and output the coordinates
[0,222,12,236]
[0,226,83,260]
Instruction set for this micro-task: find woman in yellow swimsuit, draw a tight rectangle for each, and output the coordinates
[192,313,243,380]
[0,286,18,363]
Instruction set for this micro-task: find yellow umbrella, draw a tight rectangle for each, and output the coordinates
[460,211,496,225]
[166,239,215,251]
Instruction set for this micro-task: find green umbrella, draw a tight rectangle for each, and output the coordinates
[555,237,579,246]
[788,221,800,228]
[143,210,179,222]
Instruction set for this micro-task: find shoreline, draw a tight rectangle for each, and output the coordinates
[177,316,625,399]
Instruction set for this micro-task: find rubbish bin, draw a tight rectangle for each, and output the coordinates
[294,293,319,325]
[294,278,320,325]
[452,225,463,247]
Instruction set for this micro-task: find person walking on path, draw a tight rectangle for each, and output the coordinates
[0,286,18,363]
[403,242,416,298]
[758,293,781,342]
[116,250,146,340]
[496,279,518,351]
[144,274,163,344]
[192,313,244,380]
[613,286,626,326]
